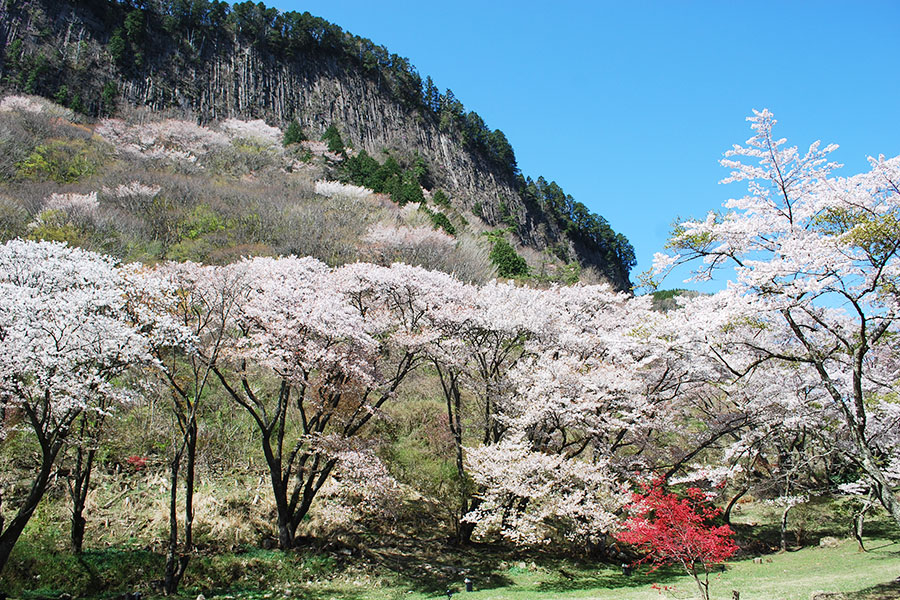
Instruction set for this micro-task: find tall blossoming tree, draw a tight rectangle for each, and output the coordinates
[425,280,554,543]
[210,258,430,549]
[0,241,147,573]
[461,285,683,548]
[655,110,900,530]
[125,260,246,594]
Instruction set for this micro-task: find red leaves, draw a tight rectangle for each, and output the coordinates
[125,455,148,471]
[615,479,738,573]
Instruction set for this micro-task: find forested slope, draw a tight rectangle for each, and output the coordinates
[0,0,636,288]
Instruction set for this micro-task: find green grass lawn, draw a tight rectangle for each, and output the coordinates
[183,537,897,600]
[4,500,899,600]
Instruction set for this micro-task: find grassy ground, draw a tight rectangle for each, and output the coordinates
[3,493,899,600]
[3,535,898,600]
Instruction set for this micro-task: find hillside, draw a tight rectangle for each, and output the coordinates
[0,0,635,288]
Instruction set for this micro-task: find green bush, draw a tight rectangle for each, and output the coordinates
[321,123,344,154]
[490,238,528,278]
[432,189,450,207]
[419,206,455,235]
[283,120,305,146]
[26,209,83,245]
[17,138,106,183]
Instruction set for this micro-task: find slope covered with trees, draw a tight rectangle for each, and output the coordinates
[0,0,635,288]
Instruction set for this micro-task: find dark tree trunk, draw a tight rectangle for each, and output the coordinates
[779,503,797,552]
[68,410,102,554]
[436,365,474,545]
[0,443,61,574]
[69,446,95,553]
[163,416,196,595]
[723,488,749,526]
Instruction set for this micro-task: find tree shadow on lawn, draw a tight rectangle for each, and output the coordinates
[730,503,900,557]
[224,585,381,600]
[845,578,900,600]
[360,534,516,594]
[534,562,683,594]
[361,534,693,596]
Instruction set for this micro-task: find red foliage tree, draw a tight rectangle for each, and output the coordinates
[615,479,738,600]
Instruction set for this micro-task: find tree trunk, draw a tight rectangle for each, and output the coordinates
[855,441,900,532]
[0,445,59,574]
[435,364,476,545]
[449,382,471,544]
[780,504,794,552]
[163,447,182,595]
[164,417,196,595]
[853,495,873,552]
[686,562,710,600]
[69,445,96,554]
[723,488,748,526]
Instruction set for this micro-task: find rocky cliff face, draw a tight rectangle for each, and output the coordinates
[0,0,632,290]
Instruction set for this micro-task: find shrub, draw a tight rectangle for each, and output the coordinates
[616,480,738,600]
[321,124,345,154]
[428,210,455,235]
[314,180,372,201]
[489,238,528,278]
[26,209,83,245]
[17,138,106,183]
[432,189,450,207]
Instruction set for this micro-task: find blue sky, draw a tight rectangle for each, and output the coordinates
[273,0,900,290]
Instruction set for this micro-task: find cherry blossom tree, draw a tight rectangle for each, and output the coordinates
[0,240,147,573]
[424,279,559,543]
[210,258,430,549]
[125,260,246,594]
[464,435,624,548]
[654,110,900,530]
[459,286,672,547]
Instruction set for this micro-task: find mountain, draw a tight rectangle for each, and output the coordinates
[0,0,635,289]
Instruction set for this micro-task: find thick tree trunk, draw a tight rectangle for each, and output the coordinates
[69,445,96,554]
[0,446,59,574]
[723,488,748,526]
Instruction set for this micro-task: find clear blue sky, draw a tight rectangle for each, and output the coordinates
[273,0,900,290]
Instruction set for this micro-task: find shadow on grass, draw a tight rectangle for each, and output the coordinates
[362,535,687,597]
[359,535,516,594]
[533,562,683,593]
[845,578,900,600]
[213,584,380,600]
[2,544,163,599]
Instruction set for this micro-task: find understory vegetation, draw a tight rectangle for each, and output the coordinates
[2,493,898,599]
[0,94,579,284]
